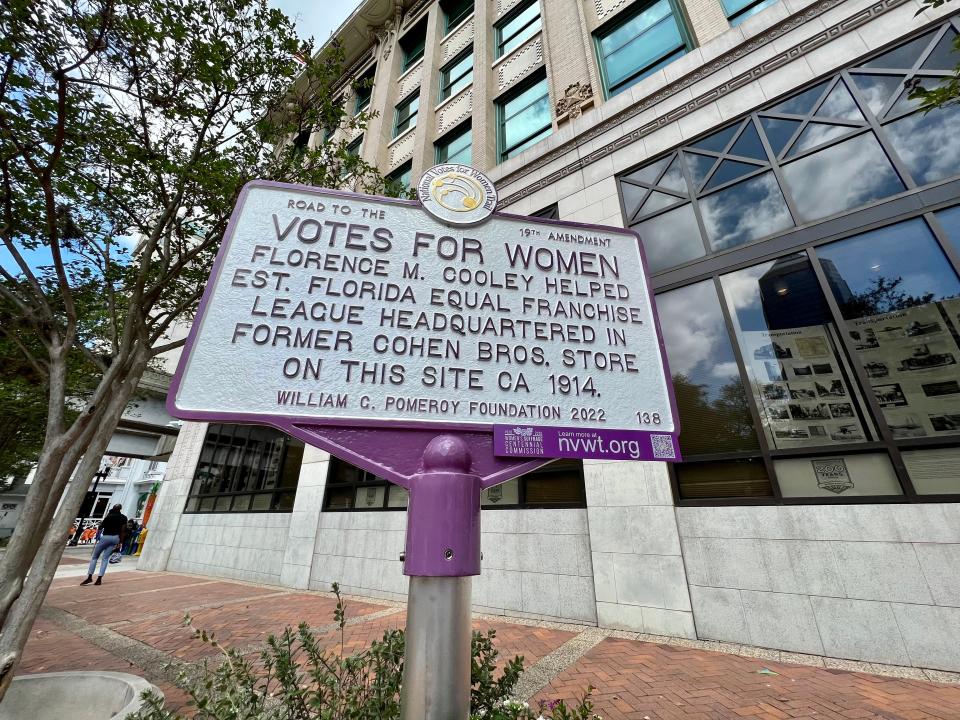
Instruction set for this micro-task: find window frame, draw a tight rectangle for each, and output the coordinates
[435,121,472,164]
[387,160,413,191]
[593,0,692,98]
[530,203,559,219]
[494,0,542,58]
[615,20,960,506]
[441,0,474,33]
[322,457,587,511]
[722,0,779,25]
[439,48,474,101]
[496,70,552,163]
[399,18,428,72]
[353,66,376,115]
[184,424,303,514]
[393,91,420,138]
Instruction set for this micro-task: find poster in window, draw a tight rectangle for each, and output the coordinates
[742,325,868,449]
[848,300,960,438]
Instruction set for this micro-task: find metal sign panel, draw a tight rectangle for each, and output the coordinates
[169,178,681,468]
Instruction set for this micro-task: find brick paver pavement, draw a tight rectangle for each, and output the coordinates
[17,560,960,719]
[533,637,960,720]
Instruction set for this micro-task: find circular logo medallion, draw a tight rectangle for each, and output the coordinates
[417,164,498,226]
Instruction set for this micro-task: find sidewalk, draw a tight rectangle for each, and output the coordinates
[17,554,960,719]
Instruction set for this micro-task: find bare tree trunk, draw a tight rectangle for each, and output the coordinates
[0,352,149,701]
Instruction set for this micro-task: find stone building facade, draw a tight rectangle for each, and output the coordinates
[141,0,960,672]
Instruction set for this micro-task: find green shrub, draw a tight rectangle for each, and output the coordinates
[132,583,598,720]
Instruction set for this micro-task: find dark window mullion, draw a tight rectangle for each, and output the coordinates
[753,110,803,227]
[841,69,919,191]
[711,275,784,499]
[924,210,960,280]
[676,149,713,256]
[804,245,918,498]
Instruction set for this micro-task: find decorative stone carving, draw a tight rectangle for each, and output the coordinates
[555,81,594,119]
[398,61,423,100]
[370,1,403,61]
[594,0,628,20]
[388,128,415,168]
[438,88,472,134]
[496,0,524,18]
[441,17,474,63]
[496,36,544,92]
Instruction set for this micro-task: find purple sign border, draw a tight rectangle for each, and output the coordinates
[166,179,682,487]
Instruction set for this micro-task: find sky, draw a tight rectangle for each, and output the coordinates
[270,0,361,45]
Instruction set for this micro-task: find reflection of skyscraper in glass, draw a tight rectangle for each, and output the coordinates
[758,254,852,330]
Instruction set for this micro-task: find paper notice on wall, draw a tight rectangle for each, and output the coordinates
[741,325,868,449]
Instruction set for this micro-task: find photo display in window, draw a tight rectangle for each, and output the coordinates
[741,325,867,448]
[720,254,873,450]
[848,300,960,438]
[816,217,960,440]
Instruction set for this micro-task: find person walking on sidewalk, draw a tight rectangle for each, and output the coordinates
[80,504,127,586]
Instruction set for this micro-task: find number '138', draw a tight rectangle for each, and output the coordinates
[636,412,662,425]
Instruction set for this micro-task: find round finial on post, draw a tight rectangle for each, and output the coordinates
[422,435,472,473]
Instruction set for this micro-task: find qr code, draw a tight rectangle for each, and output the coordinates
[651,434,675,459]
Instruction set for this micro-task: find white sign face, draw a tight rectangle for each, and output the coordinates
[171,181,678,445]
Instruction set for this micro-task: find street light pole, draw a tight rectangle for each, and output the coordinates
[69,466,110,546]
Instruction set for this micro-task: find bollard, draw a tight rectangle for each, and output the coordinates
[399,435,482,720]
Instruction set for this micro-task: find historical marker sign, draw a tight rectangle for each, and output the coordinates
[169,173,681,464]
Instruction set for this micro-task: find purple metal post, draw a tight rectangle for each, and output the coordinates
[404,435,481,577]
[399,435,479,720]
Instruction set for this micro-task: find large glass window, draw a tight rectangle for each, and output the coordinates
[441,0,473,32]
[323,457,585,510]
[595,0,689,97]
[185,424,303,513]
[440,50,473,101]
[720,254,875,454]
[619,24,960,276]
[658,280,772,499]
[394,92,419,137]
[816,220,960,449]
[657,211,960,501]
[399,18,427,71]
[436,123,472,164]
[497,72,551,162]
[495,0,541,58]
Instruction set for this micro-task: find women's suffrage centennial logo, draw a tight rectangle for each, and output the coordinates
[418,164,498,226]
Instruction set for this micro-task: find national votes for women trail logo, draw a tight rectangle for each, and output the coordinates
[417,164,498,226]
[500,426,545,456]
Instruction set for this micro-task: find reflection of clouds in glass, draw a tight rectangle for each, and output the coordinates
[720,262,769,318]
[782,133,903,221]
[712,361,740,379]
[700,173,793,251]
[790,123,852,155]
[886,105,960,185]
[634,203,704,273]
[658,281,727,385]
[816,83,862,121]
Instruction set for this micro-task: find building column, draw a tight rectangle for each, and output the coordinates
[411,4,443,177]
[585,459,696,638]
[278,446,331,589]
[137,422,208,572]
